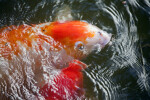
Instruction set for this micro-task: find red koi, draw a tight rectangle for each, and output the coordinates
[39,60,87,100]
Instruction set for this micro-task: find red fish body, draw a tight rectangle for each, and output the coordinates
[39,60,87,100]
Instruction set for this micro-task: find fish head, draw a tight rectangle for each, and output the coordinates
[48,21,111,59]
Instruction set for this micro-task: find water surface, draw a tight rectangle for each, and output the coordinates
[0,0,150,100]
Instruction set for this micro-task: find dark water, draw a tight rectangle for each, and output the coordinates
[0,0,150,100]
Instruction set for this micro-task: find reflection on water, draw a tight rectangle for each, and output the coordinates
[0,0,150,100]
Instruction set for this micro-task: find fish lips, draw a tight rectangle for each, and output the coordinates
[99,33,112,48]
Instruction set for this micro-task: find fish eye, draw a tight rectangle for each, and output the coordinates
[75,41,84,50]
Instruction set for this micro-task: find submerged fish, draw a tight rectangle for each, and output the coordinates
[39,60,87,100]
[0,20,111,67]
[0,20,111,99]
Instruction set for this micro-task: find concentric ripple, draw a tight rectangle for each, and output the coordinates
[0,0,150,100]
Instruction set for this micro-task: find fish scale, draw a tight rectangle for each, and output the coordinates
[0,20,111,99]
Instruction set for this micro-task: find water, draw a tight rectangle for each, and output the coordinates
[0,0,150,100]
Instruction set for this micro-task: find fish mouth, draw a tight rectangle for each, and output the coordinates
[86,33,112,53]
[99,33,112,48]
[88,24,112,48]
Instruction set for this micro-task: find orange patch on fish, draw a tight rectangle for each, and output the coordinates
[49,21,95,44]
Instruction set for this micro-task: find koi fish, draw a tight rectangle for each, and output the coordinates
[39,60,87,100]
[0,20,111,68]
[0,20,111,99]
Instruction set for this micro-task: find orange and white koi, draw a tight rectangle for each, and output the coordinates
[0,20,111,99]
[0,21,111,61]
